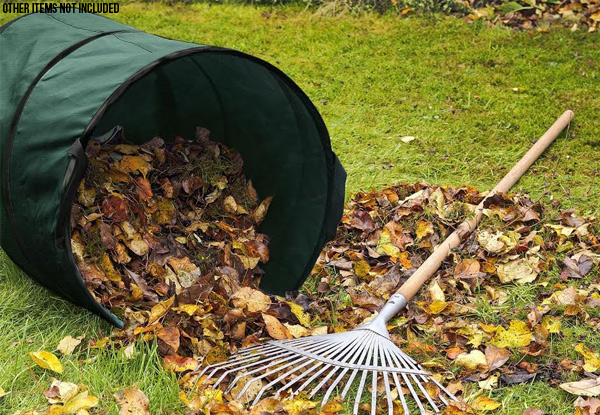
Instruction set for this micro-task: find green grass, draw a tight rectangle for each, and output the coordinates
[1,3,599,414]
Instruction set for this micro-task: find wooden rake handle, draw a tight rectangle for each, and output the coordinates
[396,110,574,302]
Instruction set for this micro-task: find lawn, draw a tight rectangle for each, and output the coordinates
[1,3,599,415]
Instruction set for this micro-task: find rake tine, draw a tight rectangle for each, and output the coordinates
[377,338,394,415]
[307,335,369,400]
[410,373,439,413]
[382,344,410,415]
[234,338,345,398]
[274,360,325,399]
[352,336,376,415]
[218,350,297,389]
[370,337,380,415]
[389,347,440,411]
[340,333,376,400]
[221,337,340,389]
[429,376,458,405]
[291,335,362,398]
[201,344,287,385]
[382,345,426,414]
[321,332,376,406]
[235,355,309,399]
[251,359,317,406]
[273,336,357,398]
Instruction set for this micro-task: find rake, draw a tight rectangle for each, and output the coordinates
[196,110,574,414]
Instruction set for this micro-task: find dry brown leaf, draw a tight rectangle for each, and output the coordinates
[560,378,600,397]
[56,335,84,356]
[262,313,293,340]
[114,386,151,415]
[231,287,270,314]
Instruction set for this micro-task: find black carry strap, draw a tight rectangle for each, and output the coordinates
[55,138,87,249]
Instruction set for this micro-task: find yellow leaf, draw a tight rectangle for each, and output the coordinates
[99,253,122,283]
[29,351,63,374]
[320,399,345,413]
[416,221,434,239]
[89,337,110,349]
[43,405,66,415]
[0,387,6,398]
[478,374,499,391]
[353,259,371,278]
[252,196,273,223]
[376,228,401,257]
[284,323,310,339]
[117,155,152,177]
[63,395,99,412]
[172,304,200,316]
[250,398,282,415]
[228,376,265,404]
[283,398,318,415]
[286,301,311,327]
[471,395,501,411]
[575,343,600,373]
[148,296,175,323]
[455,350,488,372]
[428,300,449,314]
[231,287,270,314]
[490,321,532,349]
[541,316,561,334]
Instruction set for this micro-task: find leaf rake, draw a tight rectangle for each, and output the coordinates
[196,111,574,414]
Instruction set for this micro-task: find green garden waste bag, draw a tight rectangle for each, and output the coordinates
[0,12,346,327]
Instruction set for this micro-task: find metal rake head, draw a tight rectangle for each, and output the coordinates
[197,328,457,414]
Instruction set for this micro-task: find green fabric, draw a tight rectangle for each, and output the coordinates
[0,12,345,326]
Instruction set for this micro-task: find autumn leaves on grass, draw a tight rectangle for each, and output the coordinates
[10,170,599,414]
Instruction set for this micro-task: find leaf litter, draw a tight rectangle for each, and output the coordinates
[16,150,600,414]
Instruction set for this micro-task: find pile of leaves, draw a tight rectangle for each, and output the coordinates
[71,127,274,362]
[304,183,600,414]
[15,179,599,415]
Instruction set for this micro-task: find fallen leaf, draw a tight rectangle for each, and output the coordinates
[56,336,84,356]
[262,313,293,340]
[63,394,99,413]
[485,344,511,371]
[148,296,175,324]
[283,398,318,415]
[575,343,600,372]
[231,287,270,314]
[117,155,152,177]
[455,259,481,279]
[490,321,532,349]
[44,379,79,404]
[574,397,600,415]
[114,386,151,415]
[559,378,600,397]
[471,395,501,411]
[163,355,199,372]
[29,351,63,374]
[455,350,488,372]
[497,258,538,284]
